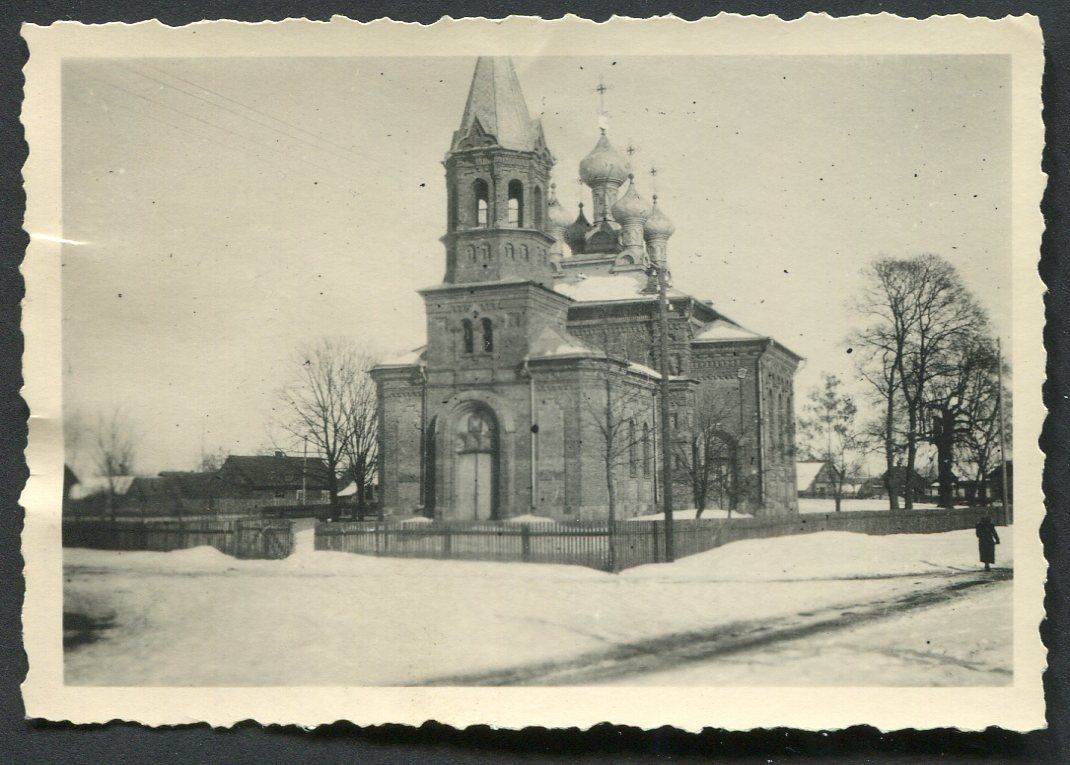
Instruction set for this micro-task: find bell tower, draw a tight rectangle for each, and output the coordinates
[442,57,556,288]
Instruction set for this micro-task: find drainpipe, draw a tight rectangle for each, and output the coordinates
[524,359,538,512]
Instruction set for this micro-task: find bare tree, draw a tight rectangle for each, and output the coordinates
[949,343,1011,506]
[852,254,985,509]
[924,333,999,506]
[798,374,863,512]
[341,354,380,520]
[275,338,359,512]
[581,362,652,568]
[198,447,230,473]
[91,408,138,520]
[675,385,742,518]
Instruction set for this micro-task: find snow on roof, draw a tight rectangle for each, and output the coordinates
[555,274,688,303]
[526,325,602,361]
[378,345,426,367]
[68,475,136,500]
[627,361,662,380]
[693,318,764,343]
[795,461,826,492]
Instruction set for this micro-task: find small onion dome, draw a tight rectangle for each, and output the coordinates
[564,203,590,253]
[643,194,676,240]
[611,175,652,224]
[547,184,573,229]
[579,130,631,187]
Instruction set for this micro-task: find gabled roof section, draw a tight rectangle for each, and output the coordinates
[452,56,543,153]
[526,325,602,361]
[692,318,765,343]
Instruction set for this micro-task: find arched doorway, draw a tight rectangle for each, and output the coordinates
[453,406,498,520]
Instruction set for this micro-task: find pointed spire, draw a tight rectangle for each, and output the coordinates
[451,57,541,153]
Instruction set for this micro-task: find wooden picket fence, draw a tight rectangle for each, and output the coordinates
[62,516,295,560]
[314,506,1007,573]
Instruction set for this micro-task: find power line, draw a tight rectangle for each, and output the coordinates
[140,61,366,159]
[93,75,358,189]
[129,62,407,185]
[121,63,367,171]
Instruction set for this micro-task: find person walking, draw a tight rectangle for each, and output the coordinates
[975,516,1001,572]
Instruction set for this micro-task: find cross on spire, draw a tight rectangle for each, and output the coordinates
[594,75,610,113]
[625,141,639,158]
[649,165,660,194]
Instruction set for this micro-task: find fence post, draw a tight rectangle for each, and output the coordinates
[521,524,531,562]
[443,528,452,557]
[652,521,660,564]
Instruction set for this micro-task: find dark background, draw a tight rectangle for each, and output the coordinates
[1,1,1067,762]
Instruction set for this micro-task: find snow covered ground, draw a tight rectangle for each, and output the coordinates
[63,527,1012,686]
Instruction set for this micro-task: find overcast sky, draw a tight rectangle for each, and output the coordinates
[61,55,1011,475]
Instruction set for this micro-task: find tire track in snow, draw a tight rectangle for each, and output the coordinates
[418,568,1012,686]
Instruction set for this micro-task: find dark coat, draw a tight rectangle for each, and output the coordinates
[976,520,1001,564]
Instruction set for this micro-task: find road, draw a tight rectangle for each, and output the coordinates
[422,568,1012,686]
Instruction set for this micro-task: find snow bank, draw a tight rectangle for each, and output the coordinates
[623,528,1013,582]
[629,508,733,521]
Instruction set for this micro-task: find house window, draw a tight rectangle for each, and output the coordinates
[473,178,490,227]
[462,319,474,354]
[481,317,494,352]
[274,490,285,499]
[508,180,524,227]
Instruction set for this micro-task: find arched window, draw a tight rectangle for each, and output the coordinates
[642,422,651,477]
[480,243,491,261]
[504,243,514,260]
[508,180,524,227]
[461,319,474,354]
[533,186,543,229]
[629,420,637,477]
[473,179,490,227]
[481,317,493,352]
[465,245,475,263]
[520,244,529,261]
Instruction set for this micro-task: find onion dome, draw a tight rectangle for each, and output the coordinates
[611,175,652,224]
[547,184,573,229]
[564,203,590,254]
[579,130,631,187]
[643,194,676,240]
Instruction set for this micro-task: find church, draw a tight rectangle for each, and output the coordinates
[371,57,801,521]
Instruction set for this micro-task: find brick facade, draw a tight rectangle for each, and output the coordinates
[371,57,801,520]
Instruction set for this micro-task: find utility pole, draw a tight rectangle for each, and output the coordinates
[997,338,1010,524]
[655,260,675,562]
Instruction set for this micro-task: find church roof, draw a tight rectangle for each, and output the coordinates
[526,325,602,361]
[377,345,427,368]
[554,274,688,303]
[692,318,765,343]
[452,57,543,153]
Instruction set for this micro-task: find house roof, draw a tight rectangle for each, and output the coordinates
[158,471,225,499]
[221,455,332,490]
[795,461,826,492]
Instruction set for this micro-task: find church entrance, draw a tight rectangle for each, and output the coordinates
[453,407,498,520]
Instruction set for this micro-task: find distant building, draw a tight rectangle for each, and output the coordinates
[796,460,845,498]
[858,467,929,501]
[217,452,332,503]
[986,460,1013,504]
